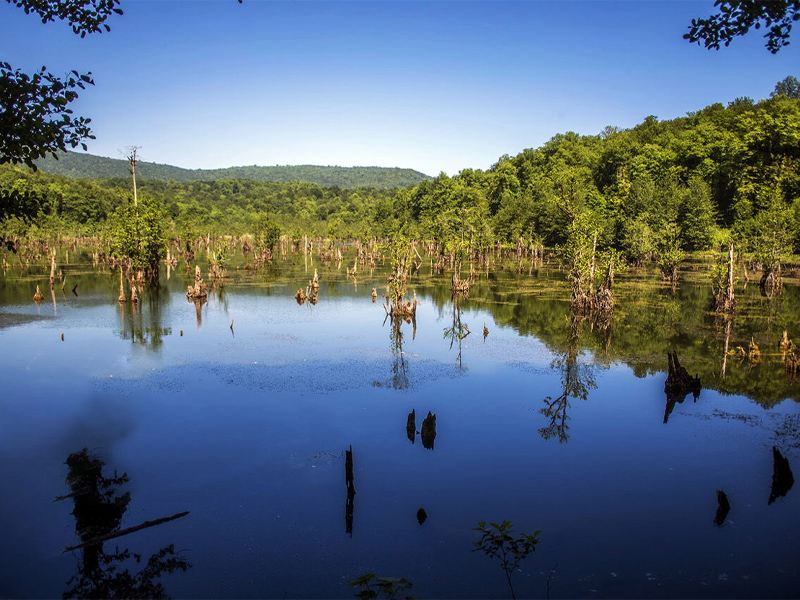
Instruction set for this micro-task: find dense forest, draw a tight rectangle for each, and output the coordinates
[3,79,800,262]
[34,152,431,189]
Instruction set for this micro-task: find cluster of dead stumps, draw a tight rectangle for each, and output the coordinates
[294,268,320,306]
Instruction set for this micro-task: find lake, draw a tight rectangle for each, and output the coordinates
[0,247,798,598]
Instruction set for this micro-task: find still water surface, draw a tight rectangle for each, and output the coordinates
[0,252,798,598]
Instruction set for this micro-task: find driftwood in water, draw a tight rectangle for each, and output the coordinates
[64,511,190,552]
[421,411,436,450]
[714,490,730,526]
[416,508,427,525]
[406,409,416,443]
[769,446,794,505]
[663,352,701,424]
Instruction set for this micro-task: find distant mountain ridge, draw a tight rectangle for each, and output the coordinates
[34,151,431,189]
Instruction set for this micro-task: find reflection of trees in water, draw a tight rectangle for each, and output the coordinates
[380,312,416,390]
[118,282,172,348]
[57,448,190,599]
[539,315,597,443]
[443,294,470,369]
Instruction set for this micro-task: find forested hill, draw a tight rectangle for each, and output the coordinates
[34,152,431,189]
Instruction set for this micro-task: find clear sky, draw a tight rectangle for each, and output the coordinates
[2,0,798,176]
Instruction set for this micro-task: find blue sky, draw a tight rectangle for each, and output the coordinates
[3,0,798,176]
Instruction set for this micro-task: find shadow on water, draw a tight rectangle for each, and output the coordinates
[56,449,190,599]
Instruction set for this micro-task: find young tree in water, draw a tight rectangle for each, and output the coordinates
[110,197,168,277]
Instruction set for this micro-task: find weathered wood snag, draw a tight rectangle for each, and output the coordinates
[371,288,377,303]
[295,288,306,304]
[118,266,126,303]
[33,285,44,302]
[769,446,794,505]
[186,265,208,300]
[713,242,736,313]
[421,411,436,450]
[483,321,489,341]
[779,330,790,353]
[748,337,760,363]
[663,352,701,424]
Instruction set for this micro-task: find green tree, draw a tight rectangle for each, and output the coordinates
[772,75,800,99]
[679,176,716,251]
[110,197,167,275]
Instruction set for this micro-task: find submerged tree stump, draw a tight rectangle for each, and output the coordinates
[421,411,437,450]
[186,265,208,300]
[406,409,416,443]
[118,266,126,303]
[33,285,44,303]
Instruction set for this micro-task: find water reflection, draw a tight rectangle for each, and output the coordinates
[769,446,794,505]
[443,294,470,369]
[663,352,701,424]
[376,312,415,390]
[714,490,731,527]
[539,315,596,443]
[57,448,190,598]
[118,283,172,348]
[345,445,356,537]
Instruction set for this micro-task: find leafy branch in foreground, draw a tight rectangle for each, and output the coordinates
[473,520,540,600]
[685,0,800,53]
[0,63,95,169]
